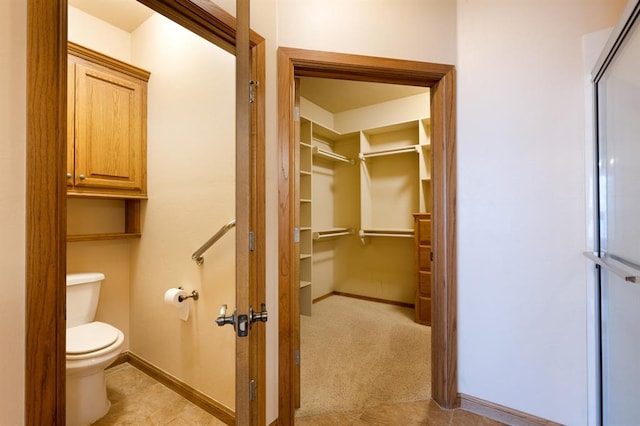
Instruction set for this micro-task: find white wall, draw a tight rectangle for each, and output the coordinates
[456,1,624,424]
[0,0,25,423]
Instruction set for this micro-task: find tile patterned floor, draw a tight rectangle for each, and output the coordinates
[93,363,225,425]
[295,400,506,426]
[95,363,504,425]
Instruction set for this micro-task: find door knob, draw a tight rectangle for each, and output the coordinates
[66,172,72,179]
[250,303,268,328]
[79,174,86,180]
[215,304,236,328]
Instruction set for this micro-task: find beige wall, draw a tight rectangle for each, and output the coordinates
[128,13,237,409]
[0,0,26,423]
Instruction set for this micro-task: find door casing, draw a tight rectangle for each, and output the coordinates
[277,47,458,424]
[25,0,266,423]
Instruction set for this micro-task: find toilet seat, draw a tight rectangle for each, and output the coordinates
[67,322,121,356]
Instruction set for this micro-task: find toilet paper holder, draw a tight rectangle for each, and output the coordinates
[178,287,199,302]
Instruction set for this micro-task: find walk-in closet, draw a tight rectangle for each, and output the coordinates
[297,77,432,319]
[296,77,433,416]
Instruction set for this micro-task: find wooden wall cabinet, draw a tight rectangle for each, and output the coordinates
[413,213,432,325]
[67,42,150,199]
[67,43,150,241]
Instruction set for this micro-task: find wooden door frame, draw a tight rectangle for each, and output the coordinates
[277,47,457,423]
[26,0,266,423]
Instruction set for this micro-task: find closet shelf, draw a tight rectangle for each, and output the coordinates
[313,228,354,241]
[300,142,312,148]
[300,280,312,289]
[312,146,354,164]
[300,170,312,176]
[300,254,312,260]
[359,145,420,160]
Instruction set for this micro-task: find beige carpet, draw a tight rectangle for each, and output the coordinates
[296,295,431,417]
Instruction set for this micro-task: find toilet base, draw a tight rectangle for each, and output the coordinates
[66,369,111,426]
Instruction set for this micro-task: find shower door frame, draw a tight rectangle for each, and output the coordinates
[25,0,266,424]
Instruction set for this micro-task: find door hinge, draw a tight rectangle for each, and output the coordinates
[430,251,434,262]
[249,379,256,401]
[294,349,300,366]
[249,231,255,252]
[294,106,300,122]
[294,227,300,243]
[249,80,259,103]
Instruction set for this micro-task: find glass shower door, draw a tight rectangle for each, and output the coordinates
[594,3,640,423]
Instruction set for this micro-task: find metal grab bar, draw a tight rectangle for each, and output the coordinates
[192,219,236,265]
[583,251,640,283]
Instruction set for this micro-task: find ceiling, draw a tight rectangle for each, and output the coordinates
[300,77,428,114]
[68,0,154,33]
[68,1,429,113]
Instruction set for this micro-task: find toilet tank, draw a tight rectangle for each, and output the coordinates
[66,272,105,329]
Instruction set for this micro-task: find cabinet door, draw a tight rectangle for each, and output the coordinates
[74,62,145,193]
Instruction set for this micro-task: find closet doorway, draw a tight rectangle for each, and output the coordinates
[278,48,457,424]
[295,76,431,416]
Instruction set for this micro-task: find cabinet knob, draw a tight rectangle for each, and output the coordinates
[66,173,72,179]
[79,174,86,180]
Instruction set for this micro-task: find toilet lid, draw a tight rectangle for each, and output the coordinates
[67,322,119,355]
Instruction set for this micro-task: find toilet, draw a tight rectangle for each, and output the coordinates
[66,273,124,426]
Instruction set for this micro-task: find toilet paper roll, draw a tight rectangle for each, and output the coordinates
[164,288,190,321]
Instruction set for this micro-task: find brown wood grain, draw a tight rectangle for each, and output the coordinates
[26,0,68,423]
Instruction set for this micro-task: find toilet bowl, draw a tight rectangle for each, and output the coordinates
[66,273,124,426]
[66,322,124,426]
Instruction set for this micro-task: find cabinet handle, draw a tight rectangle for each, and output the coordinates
[79,174,86,180]
[66,173,72,179]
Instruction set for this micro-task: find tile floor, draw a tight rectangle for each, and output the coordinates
[93,363,225,425]
[96,363,504,425]
[295,400,506,425]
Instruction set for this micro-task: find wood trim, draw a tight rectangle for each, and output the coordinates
[460,394,562,426]
[68,42,150,81]
[326,291,415,309]
[28,0,266,424]
[277,48,297,424]
[136,0,264,55]
[249,25,267,426]
[26,0,68,423]
[277,47,458,424]
[430,67,458,408]
[127,352,235,425]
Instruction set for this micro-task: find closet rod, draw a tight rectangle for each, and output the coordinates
[313,228,354,240]
[359,145,420,160]
[312,146,354,164]
[358,229,414,239]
